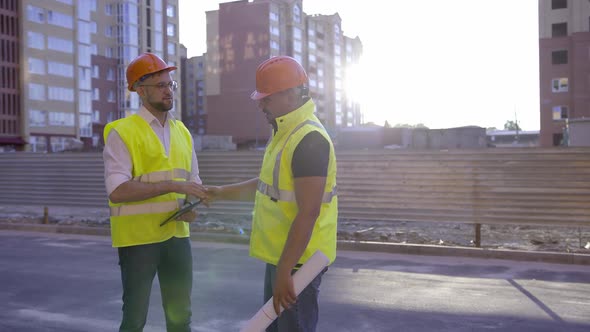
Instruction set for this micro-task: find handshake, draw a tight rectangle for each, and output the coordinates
[160,183,224,226]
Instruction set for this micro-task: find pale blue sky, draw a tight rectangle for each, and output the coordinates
[179,0,540,130]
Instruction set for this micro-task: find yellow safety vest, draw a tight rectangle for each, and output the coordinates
[250,99,338,266]
[103,114,193,247]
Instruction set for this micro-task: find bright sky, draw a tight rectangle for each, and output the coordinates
[179,0,540,130]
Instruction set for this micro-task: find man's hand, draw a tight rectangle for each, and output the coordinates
[176,210,198,223]
[177,182,209,206]
[272,269,297,315]
[205,185,223,204]
[176,182,207,198]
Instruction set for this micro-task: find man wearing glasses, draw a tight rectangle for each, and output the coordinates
[102,52,207,332]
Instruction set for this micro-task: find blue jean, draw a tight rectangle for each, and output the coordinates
[264,263,327,332]
[117,236,193,332]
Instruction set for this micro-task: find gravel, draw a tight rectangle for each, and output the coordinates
[1,205,589,254]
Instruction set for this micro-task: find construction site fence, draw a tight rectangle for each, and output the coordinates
[0,148,589,228]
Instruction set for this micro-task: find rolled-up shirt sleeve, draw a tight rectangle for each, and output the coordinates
[103,130,132,196]
[103,130,202,196]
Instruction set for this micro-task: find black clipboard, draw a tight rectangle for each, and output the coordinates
[160,199,202,226]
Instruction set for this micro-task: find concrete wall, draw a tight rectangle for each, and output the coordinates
[568,118,590,146]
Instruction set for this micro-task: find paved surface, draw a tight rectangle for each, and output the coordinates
[1,230,589,332]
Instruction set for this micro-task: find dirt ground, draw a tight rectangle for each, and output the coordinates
[1,205,589,254]
[195,214,590,254]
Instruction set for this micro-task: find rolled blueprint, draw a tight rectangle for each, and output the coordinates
[239,250,330,332]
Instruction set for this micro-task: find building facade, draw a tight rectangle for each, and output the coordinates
[2,0,180,152]
[0,0,22,151]
[539,0,590,147]
[180,47,207,135]
[205,0,362,147]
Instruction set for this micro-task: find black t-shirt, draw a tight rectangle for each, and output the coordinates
[291,131,330,178]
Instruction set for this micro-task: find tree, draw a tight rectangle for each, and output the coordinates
[394,123,429,129]
[504,120,521,131]
[384,120,391,128]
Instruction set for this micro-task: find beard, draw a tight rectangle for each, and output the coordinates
[150,99,173,112]
[262,108,273,124]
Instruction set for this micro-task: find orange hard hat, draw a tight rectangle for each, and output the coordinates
[250,56,308,100]
[126,52,177,91]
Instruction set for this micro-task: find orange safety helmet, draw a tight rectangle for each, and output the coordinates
[250,56,308,100]
[126,52,177,91]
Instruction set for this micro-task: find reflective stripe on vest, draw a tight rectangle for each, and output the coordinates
[132,168,190,183]
[110,198,185,217]
[257,180,337,203]
[267,120,334,202]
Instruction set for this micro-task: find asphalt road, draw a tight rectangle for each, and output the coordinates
[0,230,589,332]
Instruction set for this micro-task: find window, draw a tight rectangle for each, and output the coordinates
[552,78,568,92]
[48,86,74,102]
[92,65,99,78]
[79,114,92,137]
[48,36,73,53]
[47,10,73,29]
[154,0,162,11]
[155,13,163,32]
[271,40,279,50]
[108,90,115,102]
[293,27,302,39]
[552,23,567,37]
[166,4,175,17]
[29,83,46,100]
[27,5,44,23]
[92,88,100,100]
[107,68,115,81]
[29,110,47,127]
[552,105,568,120]
[270,26,279,36]
[551,0,567,10]
[48,61,74,77]
[77,67,89,89]
[29,136,47,152]
[27,31,44,49]
[293,4,301,23]
[105,4,113,15]
[167,42,175,55]
[552,50,567,64]
[28,58,45,74]
[293,40,301,53]
[167,23,175,37]
[155,32,163,52]
[270,11,279,22]
[93,110,100,123]
[49,112,74,126]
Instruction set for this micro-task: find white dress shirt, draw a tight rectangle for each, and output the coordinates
[103,106,202,196]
